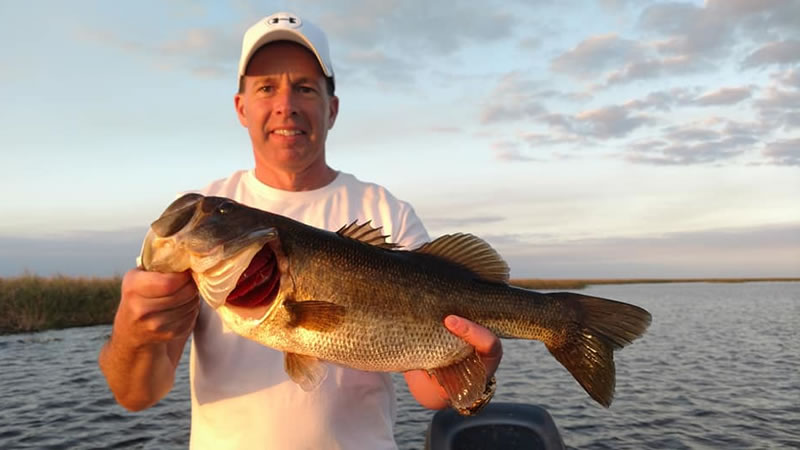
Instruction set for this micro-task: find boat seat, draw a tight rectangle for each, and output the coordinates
[425,402,565,450]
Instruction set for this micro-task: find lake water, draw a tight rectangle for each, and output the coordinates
[1,282,798,449]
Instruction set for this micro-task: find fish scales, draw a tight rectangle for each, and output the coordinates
[276,229,567,371]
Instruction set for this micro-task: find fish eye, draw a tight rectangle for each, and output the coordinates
[217,201,235,215]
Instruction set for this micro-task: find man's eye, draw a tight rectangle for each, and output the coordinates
[298,86,315,94]
[258,85,274,93]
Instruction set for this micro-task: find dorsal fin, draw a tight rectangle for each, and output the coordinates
[336,221,398,249]
[414,233,509,284]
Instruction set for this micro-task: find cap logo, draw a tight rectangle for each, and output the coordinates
[267,14,302,29]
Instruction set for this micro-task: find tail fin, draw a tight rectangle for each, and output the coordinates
[544,292,651,407]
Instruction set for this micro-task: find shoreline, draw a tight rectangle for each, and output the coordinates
[1,275,797,335]
[510,277,800,290]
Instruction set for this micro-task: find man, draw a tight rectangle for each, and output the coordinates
[99,12,502,449]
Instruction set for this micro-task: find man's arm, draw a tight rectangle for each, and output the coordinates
[404,315,503,410]
[98,269,200,411]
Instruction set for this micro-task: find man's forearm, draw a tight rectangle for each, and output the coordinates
[98,335,179,411]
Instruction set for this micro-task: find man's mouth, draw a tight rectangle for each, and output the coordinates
[272,128,305,136]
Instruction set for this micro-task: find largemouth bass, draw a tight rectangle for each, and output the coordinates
[141,193,651,413]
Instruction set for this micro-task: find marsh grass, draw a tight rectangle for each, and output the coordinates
[0,275,121,335]
[1,275,796,335]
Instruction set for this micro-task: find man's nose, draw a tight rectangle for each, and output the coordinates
[273,88,298,116]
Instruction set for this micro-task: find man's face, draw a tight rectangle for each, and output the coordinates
[235,42,338,176]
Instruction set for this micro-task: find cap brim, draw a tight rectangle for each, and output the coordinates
[239,29,333,78]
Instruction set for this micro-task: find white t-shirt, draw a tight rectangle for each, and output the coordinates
[187,169,429,450]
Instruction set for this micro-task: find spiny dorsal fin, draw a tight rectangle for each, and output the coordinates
[414,233,510,284]
[336,220,398,249]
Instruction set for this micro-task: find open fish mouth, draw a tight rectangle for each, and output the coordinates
[226,244,281,309]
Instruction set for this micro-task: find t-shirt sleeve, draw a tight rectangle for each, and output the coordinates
[393,203,430,250]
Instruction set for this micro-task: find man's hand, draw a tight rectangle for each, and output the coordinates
[404,316,503,410]
[114,269,200,347]
[98,268,199,411]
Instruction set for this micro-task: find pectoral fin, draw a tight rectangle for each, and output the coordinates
[284,300,346,332]
[429,350,489,414]
[284,352,328,391]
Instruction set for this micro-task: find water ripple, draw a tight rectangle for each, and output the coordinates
[0,282,798,449]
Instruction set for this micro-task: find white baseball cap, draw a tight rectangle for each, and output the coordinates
[238,12,334,86]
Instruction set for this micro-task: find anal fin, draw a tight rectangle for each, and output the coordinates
[284,352,328,391]
[429,350,488,414]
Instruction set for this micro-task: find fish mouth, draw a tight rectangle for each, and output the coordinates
[226,244,280,309]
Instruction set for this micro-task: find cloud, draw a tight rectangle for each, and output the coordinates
[518,37,541,50]
[604,54,709,85]
[663,126,720,142]
[339,49,416,83]
[481,102,546,125]
[721,118,774,137]
[639,0,800,59]
[519,132,581,148]
[623,87,700,111]
[551,34,645,77]
[479,72,548,124]
[762,137,800,166]
[755,86,800,110]
[627,136,757,165]
[491,141,544,162]
[424,215,506,229]
[626,118,762,165]
[694,86,752,106]
[743,40,800,67]
[310,0,523,83]
[572,105,652,138]
[77,25,238,79]
[316,1,519,54]
[773,68,800,89]
[755,86,800,129]
[496,222,800,278]
[575,1,800,87]
[428,126,462,134]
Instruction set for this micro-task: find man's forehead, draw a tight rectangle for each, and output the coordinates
[245,41,324,77]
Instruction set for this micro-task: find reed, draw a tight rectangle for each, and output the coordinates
[0,274,121,335]
[1,275,796,335]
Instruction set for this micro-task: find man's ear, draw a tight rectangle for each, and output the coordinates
[234,93,248,127]
[327,95,339,130]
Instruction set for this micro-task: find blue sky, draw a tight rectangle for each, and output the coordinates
[1,0,798,278]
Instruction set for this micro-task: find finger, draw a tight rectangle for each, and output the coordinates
[444,315,502,358]
[142,295,200,340]
[405,369,448,401]
[151,293,201,326]
[147,280,200,310]
[124,268,194,299]
[163,300,200,338]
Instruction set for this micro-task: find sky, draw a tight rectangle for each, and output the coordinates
[1,0,798,278]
